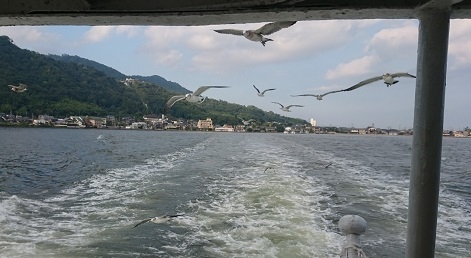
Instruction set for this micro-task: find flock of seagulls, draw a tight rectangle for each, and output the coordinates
[143,22,417,232]
[2,21,418,233]
[163,72,416,113]
[162,22,416,114]
[292,73,416,102]
[5,22,416,118]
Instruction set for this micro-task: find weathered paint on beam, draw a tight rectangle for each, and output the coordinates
[0,9,421,26]
[406,5,451,258]
[0,0,470,26]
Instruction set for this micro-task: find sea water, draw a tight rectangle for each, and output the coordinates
[0,128,469,257]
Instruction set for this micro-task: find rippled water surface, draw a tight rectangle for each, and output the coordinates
[0,128,470,257]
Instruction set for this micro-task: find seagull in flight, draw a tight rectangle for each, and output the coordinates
[164,86,230,112]
[291,90,344,101]
[134,214,184,228]
[214,21,297,46]
[242,119,255,125]
[341,73,416,92]
[253,85,276,97]
[8,83,28,93]
[272,102,303,112]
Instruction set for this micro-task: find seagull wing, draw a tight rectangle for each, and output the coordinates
[272,102,284,108]
[165,95,186,109]
[164,214,184,218]
[290,94,319,97]
[342,75,384,92]
[7,85,16,89]
[193,86,229,96]
[391,72,416,78]
[214,29,244,36]
[286,105,303,109]
[252,85,260,93]
[320,89,344,98]
[255,21,297,35]
[134,218,152,228]
[261,88,276,94]
[18,83,28,89]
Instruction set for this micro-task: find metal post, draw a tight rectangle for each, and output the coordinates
[339,215,367,258]
[406,6,451,258]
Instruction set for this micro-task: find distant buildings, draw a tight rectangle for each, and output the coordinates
[197,118,213,131]
[310,118,317,127]
[1,112,469,137]
[214,124,234,132]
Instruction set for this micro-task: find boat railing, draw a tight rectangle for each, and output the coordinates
[339,215,368,258]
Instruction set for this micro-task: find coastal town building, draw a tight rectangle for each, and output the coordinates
[1,113,468,138]
[214,124,234,132]
[197,118,213,131]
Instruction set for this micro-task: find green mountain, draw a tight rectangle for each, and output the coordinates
[48,54,127,80]
[130,75,190,94]
[49,54,190,94]
[0,35,307,125]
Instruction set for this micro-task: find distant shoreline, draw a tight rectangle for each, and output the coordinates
[1,124,470,138]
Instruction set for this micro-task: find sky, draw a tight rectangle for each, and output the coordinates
[1,19,470,130]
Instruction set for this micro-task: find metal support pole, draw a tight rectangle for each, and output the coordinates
[406,6,450,258]
[339,215,367,258]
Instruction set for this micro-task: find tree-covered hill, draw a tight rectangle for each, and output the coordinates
[48,54,127,80]
[49,54,190,94]
[0,35,306,125]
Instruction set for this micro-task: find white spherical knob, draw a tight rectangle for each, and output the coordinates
[339,215,367,235]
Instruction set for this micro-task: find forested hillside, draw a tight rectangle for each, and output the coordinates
[49,54,190,94]
[0,36,306,125]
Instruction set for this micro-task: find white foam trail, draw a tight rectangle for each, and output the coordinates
[0,139,209,257]
[179,141,343,258]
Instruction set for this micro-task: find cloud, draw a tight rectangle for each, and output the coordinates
[82,26,140,43]
[322,21,419,81]
[187,20,371,72]
[187,33,219,50]
[448,19,471,69]
[156,50,184,67]
[0,26,61,54]
[143,26,186,49]
[135,20,380,73]
[365,23,418,55]
[140,26,190,66]
[83,26,114,43]
[0,26,57,43]
[115,25,140,37]
[325,55,380,80]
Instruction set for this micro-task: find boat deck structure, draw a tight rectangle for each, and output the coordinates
[2,1,471,257]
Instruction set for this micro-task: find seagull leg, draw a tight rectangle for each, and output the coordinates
[261,38,273,46]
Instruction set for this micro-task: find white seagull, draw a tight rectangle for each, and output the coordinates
[164,86,230,112]
[341,72,416,92]
[272,102,303,112]
[214,21,297,46]
[242,119,255,125]
[291,90,344,101]
[134,214,183,228]
[8,83,28,93]
[253,85,276,97]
